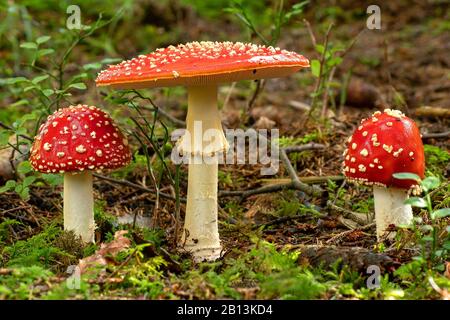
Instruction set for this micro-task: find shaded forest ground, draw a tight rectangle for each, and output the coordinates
[0,0,449,299]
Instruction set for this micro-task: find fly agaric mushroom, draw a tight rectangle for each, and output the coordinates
[96,41,309,261]
[30,105,131,242]
[342,109,425,239]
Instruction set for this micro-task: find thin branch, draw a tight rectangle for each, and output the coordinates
[139,103,185,127]
[283,142,325,154]
[0,122,33,141]
[219,143,326,201]
[222,82,237,111]
[247,79,265,111]
[308,23,333,118]
[280,149,323,196]
[260,175,344,185]
[303,19,317,48]
[130,90,186,127]
[93,173,186,202]
[422,131,450,139]
[219,181,298,200]
[326,223,376,244]
[253,212,325,229]
[320,66,336,118]
[337,28,366,59]
[326,200,372,226]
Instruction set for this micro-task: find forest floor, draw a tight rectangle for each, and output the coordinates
[0,1,449,299]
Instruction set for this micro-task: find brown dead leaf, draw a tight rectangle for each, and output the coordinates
[321,219,339,229]
[444,262,450,279]
[346,230,365,242]
[250,105,283,123]
[78,230,131,274]
[245,204,261,219]
[235,287,259,300]
[253,116,276,130]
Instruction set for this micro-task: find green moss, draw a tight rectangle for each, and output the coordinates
[424,144,450,177]
[0,266,53,300]
[2,224,66,269]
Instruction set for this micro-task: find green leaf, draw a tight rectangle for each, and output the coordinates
[20,42,38,50]
[17,161,33,175]
[311,59,321,77]
[22,176,36,187]
[404,197,427,208]
[69,73,88,82]
[68,82,87,90]
[83,62,102,70]
[315,44,325,54]
[10,99,29,107]
[31,75,49,84]
[0,131,10,146]
[42,174,63,186]
[42,89,54,97]
[421,236,434,242]
[421,176,440,192]
[100,58,122,64]
[392,172,421,182]
[284,1,308,21]
[327,56,343,67]
[18,187,30,201]
[24,86,37,92]
[0,180,16,193]
[37,48,55,57]
[15,127,27,136]
[36,36,51,44]
[431,208,450,220]
[16,112,39,127]
[3,77,28,85]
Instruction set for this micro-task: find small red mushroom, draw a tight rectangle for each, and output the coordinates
[30,105,131,242]
[342,109,425,239]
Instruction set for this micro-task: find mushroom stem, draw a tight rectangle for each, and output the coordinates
[180,85,228,262]
[373,185,413,240]
[64,171,95,242]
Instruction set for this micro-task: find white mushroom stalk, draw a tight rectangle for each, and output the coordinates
[178,85,229,262]
[373,185,413,239]
[64,171,95,242]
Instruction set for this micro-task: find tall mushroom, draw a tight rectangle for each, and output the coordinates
[342,109,425,239]
[96,41,309,261]
[30,105,131,242]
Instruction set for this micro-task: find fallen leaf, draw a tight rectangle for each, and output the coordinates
[346,230,365,242]
[253,116,276,130]
[78,230,131,274]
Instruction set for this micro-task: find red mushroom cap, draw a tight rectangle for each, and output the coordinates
[95,41,309,89]
[342,109,425,191]
[30,105,131,173]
